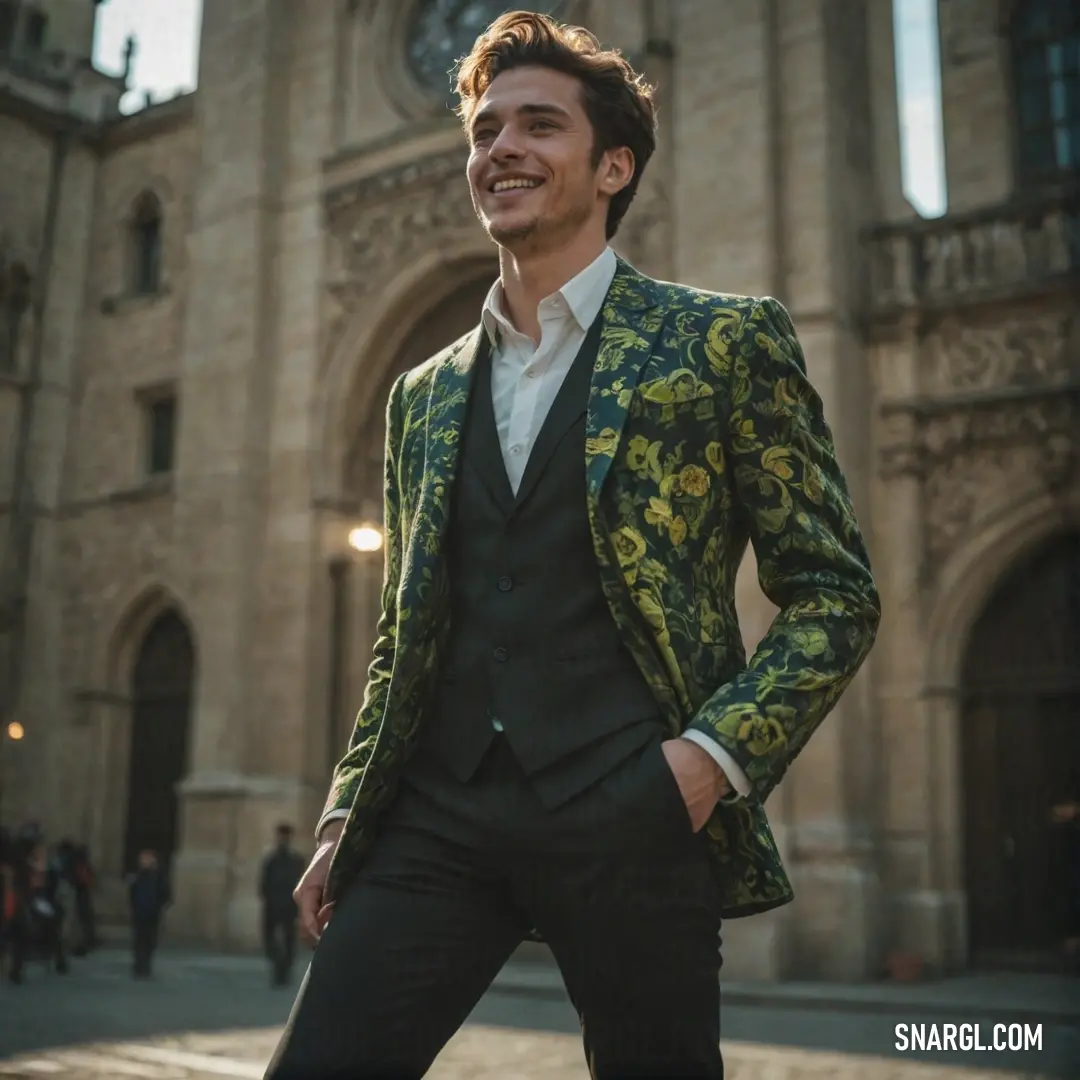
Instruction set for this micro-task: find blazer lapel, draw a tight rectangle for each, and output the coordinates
[585,260,666,501]
[407,328,482,623]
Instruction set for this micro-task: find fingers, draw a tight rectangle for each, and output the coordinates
[296,886,323,945]
[293,840,337,946]
[316,902,336,940]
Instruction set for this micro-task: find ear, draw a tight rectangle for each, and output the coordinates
[597,146,635,197]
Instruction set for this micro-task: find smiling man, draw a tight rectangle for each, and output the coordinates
[265,12,879,1080]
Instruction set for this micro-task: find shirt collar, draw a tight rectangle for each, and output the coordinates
[481,246,617,346]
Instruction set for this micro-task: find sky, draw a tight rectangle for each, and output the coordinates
[92,0,947,218]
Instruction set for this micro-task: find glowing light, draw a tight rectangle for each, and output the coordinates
[348,525,384,553]
[6,722,25,741]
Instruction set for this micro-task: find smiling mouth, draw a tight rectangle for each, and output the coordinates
[490,178,543,194]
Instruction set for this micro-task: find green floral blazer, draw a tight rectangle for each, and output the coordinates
[322,258,880,918]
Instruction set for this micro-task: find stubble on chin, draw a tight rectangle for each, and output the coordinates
[488,217,540,246]
[485,202,592,253]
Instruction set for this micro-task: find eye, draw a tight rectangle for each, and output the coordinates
[530,119,556,132]
[472,128,497,144]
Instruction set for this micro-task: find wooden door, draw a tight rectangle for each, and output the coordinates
[123,611,195,875]
[961,532,1080,969]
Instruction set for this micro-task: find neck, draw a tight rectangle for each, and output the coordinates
[498,230,607,343]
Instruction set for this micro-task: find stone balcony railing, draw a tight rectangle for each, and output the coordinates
[866,191,1079,318]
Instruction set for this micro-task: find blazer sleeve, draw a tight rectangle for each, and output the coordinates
[685,297,880,803]
[315,372,408,836]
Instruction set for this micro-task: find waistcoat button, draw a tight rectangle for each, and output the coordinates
[493,646,510,663]
[497,575,513,592]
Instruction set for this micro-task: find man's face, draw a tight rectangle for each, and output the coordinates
[465,65,628,253]
[138,851,156,870]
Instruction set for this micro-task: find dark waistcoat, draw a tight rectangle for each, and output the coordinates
[413,314,662,809]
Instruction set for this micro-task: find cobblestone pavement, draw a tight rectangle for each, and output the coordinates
[0,950,1064,1079]
[0,1027,1054,1080]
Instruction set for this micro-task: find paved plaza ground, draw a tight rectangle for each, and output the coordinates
[0,948,1075,1079]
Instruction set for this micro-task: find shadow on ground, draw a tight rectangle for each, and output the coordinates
[0,948,296,1058]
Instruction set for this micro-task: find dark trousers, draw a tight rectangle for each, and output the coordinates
[265,730,724,1079]
[132,917,159,977]
[73,891,98,954]
[264,909,298,984]
[7,907,67,981]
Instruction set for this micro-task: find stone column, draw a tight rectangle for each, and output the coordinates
[168,0,336,945]
[8,136,98,834]
[936,0,1014,211]
[74,692,133,923]
[871,323,945,971]
[231,0,342,943]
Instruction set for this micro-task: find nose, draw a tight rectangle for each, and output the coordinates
[488,125,525,163]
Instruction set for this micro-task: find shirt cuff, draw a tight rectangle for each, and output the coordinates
[679,730,752,799]
[315,809,350,841]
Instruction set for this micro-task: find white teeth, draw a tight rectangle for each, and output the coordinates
[492,179,541,192]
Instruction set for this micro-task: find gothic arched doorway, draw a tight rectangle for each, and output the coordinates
[122,610,195,874]
[343,268,498,506]
[960,532,1080,970]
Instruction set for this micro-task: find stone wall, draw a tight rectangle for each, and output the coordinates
[0,102,99,827]
[937,0,1013,211]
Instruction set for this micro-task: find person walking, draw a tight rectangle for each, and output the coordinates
[259,824,305,986]
[128,849,170,978]
[266,11,879,1078]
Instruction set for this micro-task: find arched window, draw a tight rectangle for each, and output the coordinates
[129,192,163,296]
[1011,1,1080,181]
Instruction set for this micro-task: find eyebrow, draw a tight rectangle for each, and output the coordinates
[470,102,573,132]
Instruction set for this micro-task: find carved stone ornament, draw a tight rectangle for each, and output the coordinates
[920,314,1072,397]
[877,408,923,480]
[914,394,1080,567]
[322,149,480,358]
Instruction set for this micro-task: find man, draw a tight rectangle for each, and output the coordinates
[259,824,305,986]
[128,849,170,978]
[1051,784,1080,969]
[267,12,879,1079]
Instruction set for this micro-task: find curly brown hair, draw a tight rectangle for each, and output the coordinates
[454,11,657,240]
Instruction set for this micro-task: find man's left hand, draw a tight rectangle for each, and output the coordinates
[661,739,731,832]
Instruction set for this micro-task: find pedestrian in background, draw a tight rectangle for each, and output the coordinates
[1051,782,1080,972]
[259,824,305,986]
[5,836,68,984]
[128,849,170,978]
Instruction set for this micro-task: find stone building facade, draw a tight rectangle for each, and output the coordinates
[0,0,1076,981]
